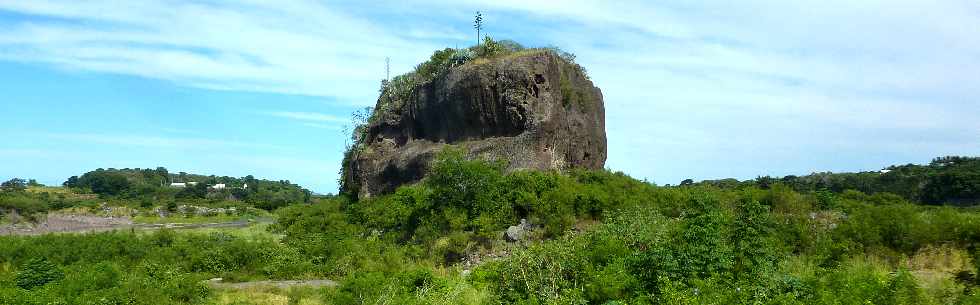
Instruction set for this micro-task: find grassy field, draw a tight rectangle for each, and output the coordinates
[209,286,325,305]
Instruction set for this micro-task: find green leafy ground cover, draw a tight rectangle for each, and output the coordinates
[2,151,978,304]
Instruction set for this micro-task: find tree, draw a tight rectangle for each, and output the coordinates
[478,36,503,57]
[83,172,132,196]
[1,178,27,192]
[176,182,207,199]
[680,179,694,186]
[345,106,373,149]
[63,175,79,188]
[473,11,483,45]
[755,175,776,189]
[731,199,776,281]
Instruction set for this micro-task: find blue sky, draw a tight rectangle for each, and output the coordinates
[1,1,978,193]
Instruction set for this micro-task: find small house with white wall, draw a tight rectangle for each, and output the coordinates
[211,183,226,190]
[170,183,186,188]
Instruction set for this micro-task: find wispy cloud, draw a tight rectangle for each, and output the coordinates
[261,111,348,131]
[264,111,346,123]
[0,0,452,104]
[0,148,71,159]
[301,122,343,130]
[450,0,980,182]
[2,0,978,187]
[44,133,281,150]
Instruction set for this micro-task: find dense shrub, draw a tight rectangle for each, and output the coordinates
[0,228,311,304]
[696,156,980,205]
[4,153,980,304]
[0,193,48,216]
[15,258,63,290]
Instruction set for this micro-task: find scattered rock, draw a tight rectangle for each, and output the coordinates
[207,279,337,290]
[154,207,169,218]
[520,218,532,230]
[99,202,111,214]
[505,225,525,242]
[0,213,133,235]
[173,205,235,217]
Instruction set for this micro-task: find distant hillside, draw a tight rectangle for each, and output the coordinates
[62,167,310,210]
[693,156,980,205]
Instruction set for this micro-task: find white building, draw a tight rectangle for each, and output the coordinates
[170,183,186,188]
[211,183,226,189]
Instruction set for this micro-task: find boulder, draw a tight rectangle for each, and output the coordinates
[505,225,525,242]
[342,51,607,198]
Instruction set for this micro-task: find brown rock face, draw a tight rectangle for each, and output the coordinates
[342,51,606,198]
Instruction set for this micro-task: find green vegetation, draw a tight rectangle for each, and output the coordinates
[0,178,28,192]
[696,156,980,205]
[0,228,308,304]
[0,167,311,227]
[63,167,311,208]
[2,153,979,304]
[285,152,980,304]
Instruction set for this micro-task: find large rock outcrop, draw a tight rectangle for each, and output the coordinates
[342,51,606,198]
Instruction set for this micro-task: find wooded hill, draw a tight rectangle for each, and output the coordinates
[694,156,980,205]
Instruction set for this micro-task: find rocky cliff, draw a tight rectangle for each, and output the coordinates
[342,50,606,198]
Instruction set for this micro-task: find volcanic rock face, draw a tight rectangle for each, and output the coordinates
[343,51,606,198]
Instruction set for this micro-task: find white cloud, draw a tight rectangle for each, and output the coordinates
[262,111,348,130]
[302,122,343,130]
[2,0,978,186]
[264,111,346,123]
[447,0,980,183]
[0,0,449,104]
[44,133,282,150]
[0,148,71,159]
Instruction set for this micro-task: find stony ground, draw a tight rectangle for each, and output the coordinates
[207,278,338,290]
[0,213,254,236]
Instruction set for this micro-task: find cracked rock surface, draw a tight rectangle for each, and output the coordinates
[343,51,606,198]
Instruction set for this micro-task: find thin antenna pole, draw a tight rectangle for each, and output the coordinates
[385,57,390,82]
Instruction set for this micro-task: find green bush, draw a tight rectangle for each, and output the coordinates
[4,155,980,304]
[15,258,63,290]
[0,193,48,215]
[731,198,779,281]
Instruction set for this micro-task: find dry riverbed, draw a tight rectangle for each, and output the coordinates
[0,213,258,236]
[207,278,337,290]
